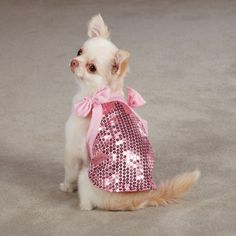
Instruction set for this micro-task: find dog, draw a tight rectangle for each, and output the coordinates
[60,14,200,211]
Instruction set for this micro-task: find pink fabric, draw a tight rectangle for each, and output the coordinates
[73,87,111,118]
[73,87,157,192]
[73,87,146,117]
[88,101,156,192]
[127,87,146,108]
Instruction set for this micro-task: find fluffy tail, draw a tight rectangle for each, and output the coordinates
[103,170,200,211]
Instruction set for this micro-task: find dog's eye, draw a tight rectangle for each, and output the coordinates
[77,49,83,56]
[88,64,97,73]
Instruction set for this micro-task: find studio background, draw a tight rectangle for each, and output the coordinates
[0,0,235,235]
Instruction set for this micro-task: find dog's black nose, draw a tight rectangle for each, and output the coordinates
[70,59,79,70]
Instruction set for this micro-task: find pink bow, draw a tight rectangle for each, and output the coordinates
[73,86,145,117]
[73,87,111,117]
[127,87,146,108]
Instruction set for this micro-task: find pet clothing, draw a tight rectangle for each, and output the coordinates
[73,87,157,192]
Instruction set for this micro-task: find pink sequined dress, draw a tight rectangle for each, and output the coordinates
[73,87,157,192]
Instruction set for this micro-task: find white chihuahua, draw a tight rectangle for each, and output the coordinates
[60,14,200,211]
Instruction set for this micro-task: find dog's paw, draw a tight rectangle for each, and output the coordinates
[60,182,77,192]
[80,203,93,211]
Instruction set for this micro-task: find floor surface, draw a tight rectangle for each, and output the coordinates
[0,0,236,235]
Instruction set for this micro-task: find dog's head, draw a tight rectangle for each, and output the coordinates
[70,14,130,93]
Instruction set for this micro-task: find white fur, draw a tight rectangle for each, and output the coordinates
[60,14,130,210]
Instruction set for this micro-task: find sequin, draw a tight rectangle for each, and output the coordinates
[88,101,157,192]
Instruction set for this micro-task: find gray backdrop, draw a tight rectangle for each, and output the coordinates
[0,0,235,235]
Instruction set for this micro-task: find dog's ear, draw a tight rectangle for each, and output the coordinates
[112,50,130,78]
[88,14,110,39]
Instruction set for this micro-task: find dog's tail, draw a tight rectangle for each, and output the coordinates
[103,170,200,211]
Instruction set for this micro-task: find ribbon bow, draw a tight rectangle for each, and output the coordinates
[127,87,146,108]
[73,87,111,117]
[73,86,146,117]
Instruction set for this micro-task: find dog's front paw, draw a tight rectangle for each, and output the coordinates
[80,203,93,211]
[60,182,77,192]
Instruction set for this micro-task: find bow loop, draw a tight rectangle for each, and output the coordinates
[73,87,111,117]
[127,87,146,108]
